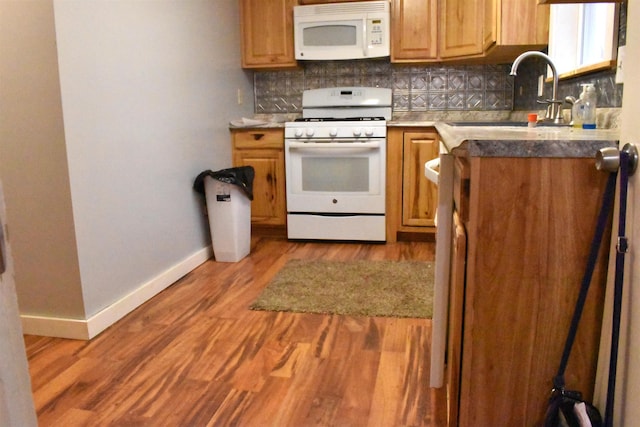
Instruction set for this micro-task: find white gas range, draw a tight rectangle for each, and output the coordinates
[284,87,392,241]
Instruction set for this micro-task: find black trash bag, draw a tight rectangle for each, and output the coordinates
[193,166,255,201]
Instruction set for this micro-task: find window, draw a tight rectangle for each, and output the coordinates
[548,3,618,79]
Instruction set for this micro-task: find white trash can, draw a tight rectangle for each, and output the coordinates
[204,176,251,262]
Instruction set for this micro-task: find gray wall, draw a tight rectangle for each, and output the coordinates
[0,182,37,427]
[0,0,85,319]
[0,0,253,323]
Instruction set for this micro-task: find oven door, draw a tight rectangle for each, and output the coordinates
[285,139,385,214]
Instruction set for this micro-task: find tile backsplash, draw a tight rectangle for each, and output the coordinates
[254,62,513,114]
[254,59,621,116]
[392,64,513,111]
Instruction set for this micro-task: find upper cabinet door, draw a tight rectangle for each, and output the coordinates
[499,0,548,45]
[439,0,487,58]
[299,0,370,3]
[538,0,622,3]
[391,0,438,62]
[239,0,298,69]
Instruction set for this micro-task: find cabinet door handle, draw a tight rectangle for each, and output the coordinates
[0,222,6,275]
[596,143,638,175]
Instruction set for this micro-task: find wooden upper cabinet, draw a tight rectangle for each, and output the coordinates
[498,0,548,46]
[483,0,548,62]
[391,0,438,61]
[439,0,488,59]
[538,0,622,3]
[298,0,370,3]
[483,0,497,50]
[391,0,548,63]
[239,0,298,69]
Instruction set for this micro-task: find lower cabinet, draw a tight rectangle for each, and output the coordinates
[231,129,286,228]
[448,153,610,426]
[386,127,439,241]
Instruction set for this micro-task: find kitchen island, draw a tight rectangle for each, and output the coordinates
[430,123,619,426]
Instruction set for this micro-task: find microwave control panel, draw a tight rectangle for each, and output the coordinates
[368,19,384,46]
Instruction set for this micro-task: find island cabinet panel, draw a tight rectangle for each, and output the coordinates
[447,210,467,427]
[231,129,287,227]
[453,155,610,426]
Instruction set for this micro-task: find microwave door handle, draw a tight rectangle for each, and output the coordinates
[362,19,368,57]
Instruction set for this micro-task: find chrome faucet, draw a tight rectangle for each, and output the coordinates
[510,51,563,124]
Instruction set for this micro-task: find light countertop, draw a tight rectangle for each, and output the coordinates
[231,112,621,158]
[433,123,620,158]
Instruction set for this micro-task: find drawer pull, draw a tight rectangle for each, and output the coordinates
[252,133,265,141]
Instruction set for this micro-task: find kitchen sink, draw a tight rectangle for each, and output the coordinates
[446,121,527,126]
[445,121,570,127]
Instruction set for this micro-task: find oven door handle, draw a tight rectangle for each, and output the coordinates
[287,141,382,153]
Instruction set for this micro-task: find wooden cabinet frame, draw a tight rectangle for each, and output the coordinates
[391,0,549,64]
[387,127,438,242]
[231,129,287,229]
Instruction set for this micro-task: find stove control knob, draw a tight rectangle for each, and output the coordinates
[305,128,315,137]
[353,128,362,137]
[329,128,338,137]
[294,128,303,138]
[365,128,374,137]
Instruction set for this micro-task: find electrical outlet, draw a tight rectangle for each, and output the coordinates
[616,46,625,84]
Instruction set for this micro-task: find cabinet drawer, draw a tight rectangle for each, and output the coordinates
[453,156,470,222]
[233,129,283,149]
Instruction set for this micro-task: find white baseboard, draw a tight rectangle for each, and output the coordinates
[21,246,212,340]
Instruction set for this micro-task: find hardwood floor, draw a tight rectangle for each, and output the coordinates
[24,237,447,426]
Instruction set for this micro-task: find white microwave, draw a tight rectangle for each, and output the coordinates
[294,1,390,61]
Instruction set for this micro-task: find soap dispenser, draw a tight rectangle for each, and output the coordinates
[581,84,597,129]
[572,95,584,129]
